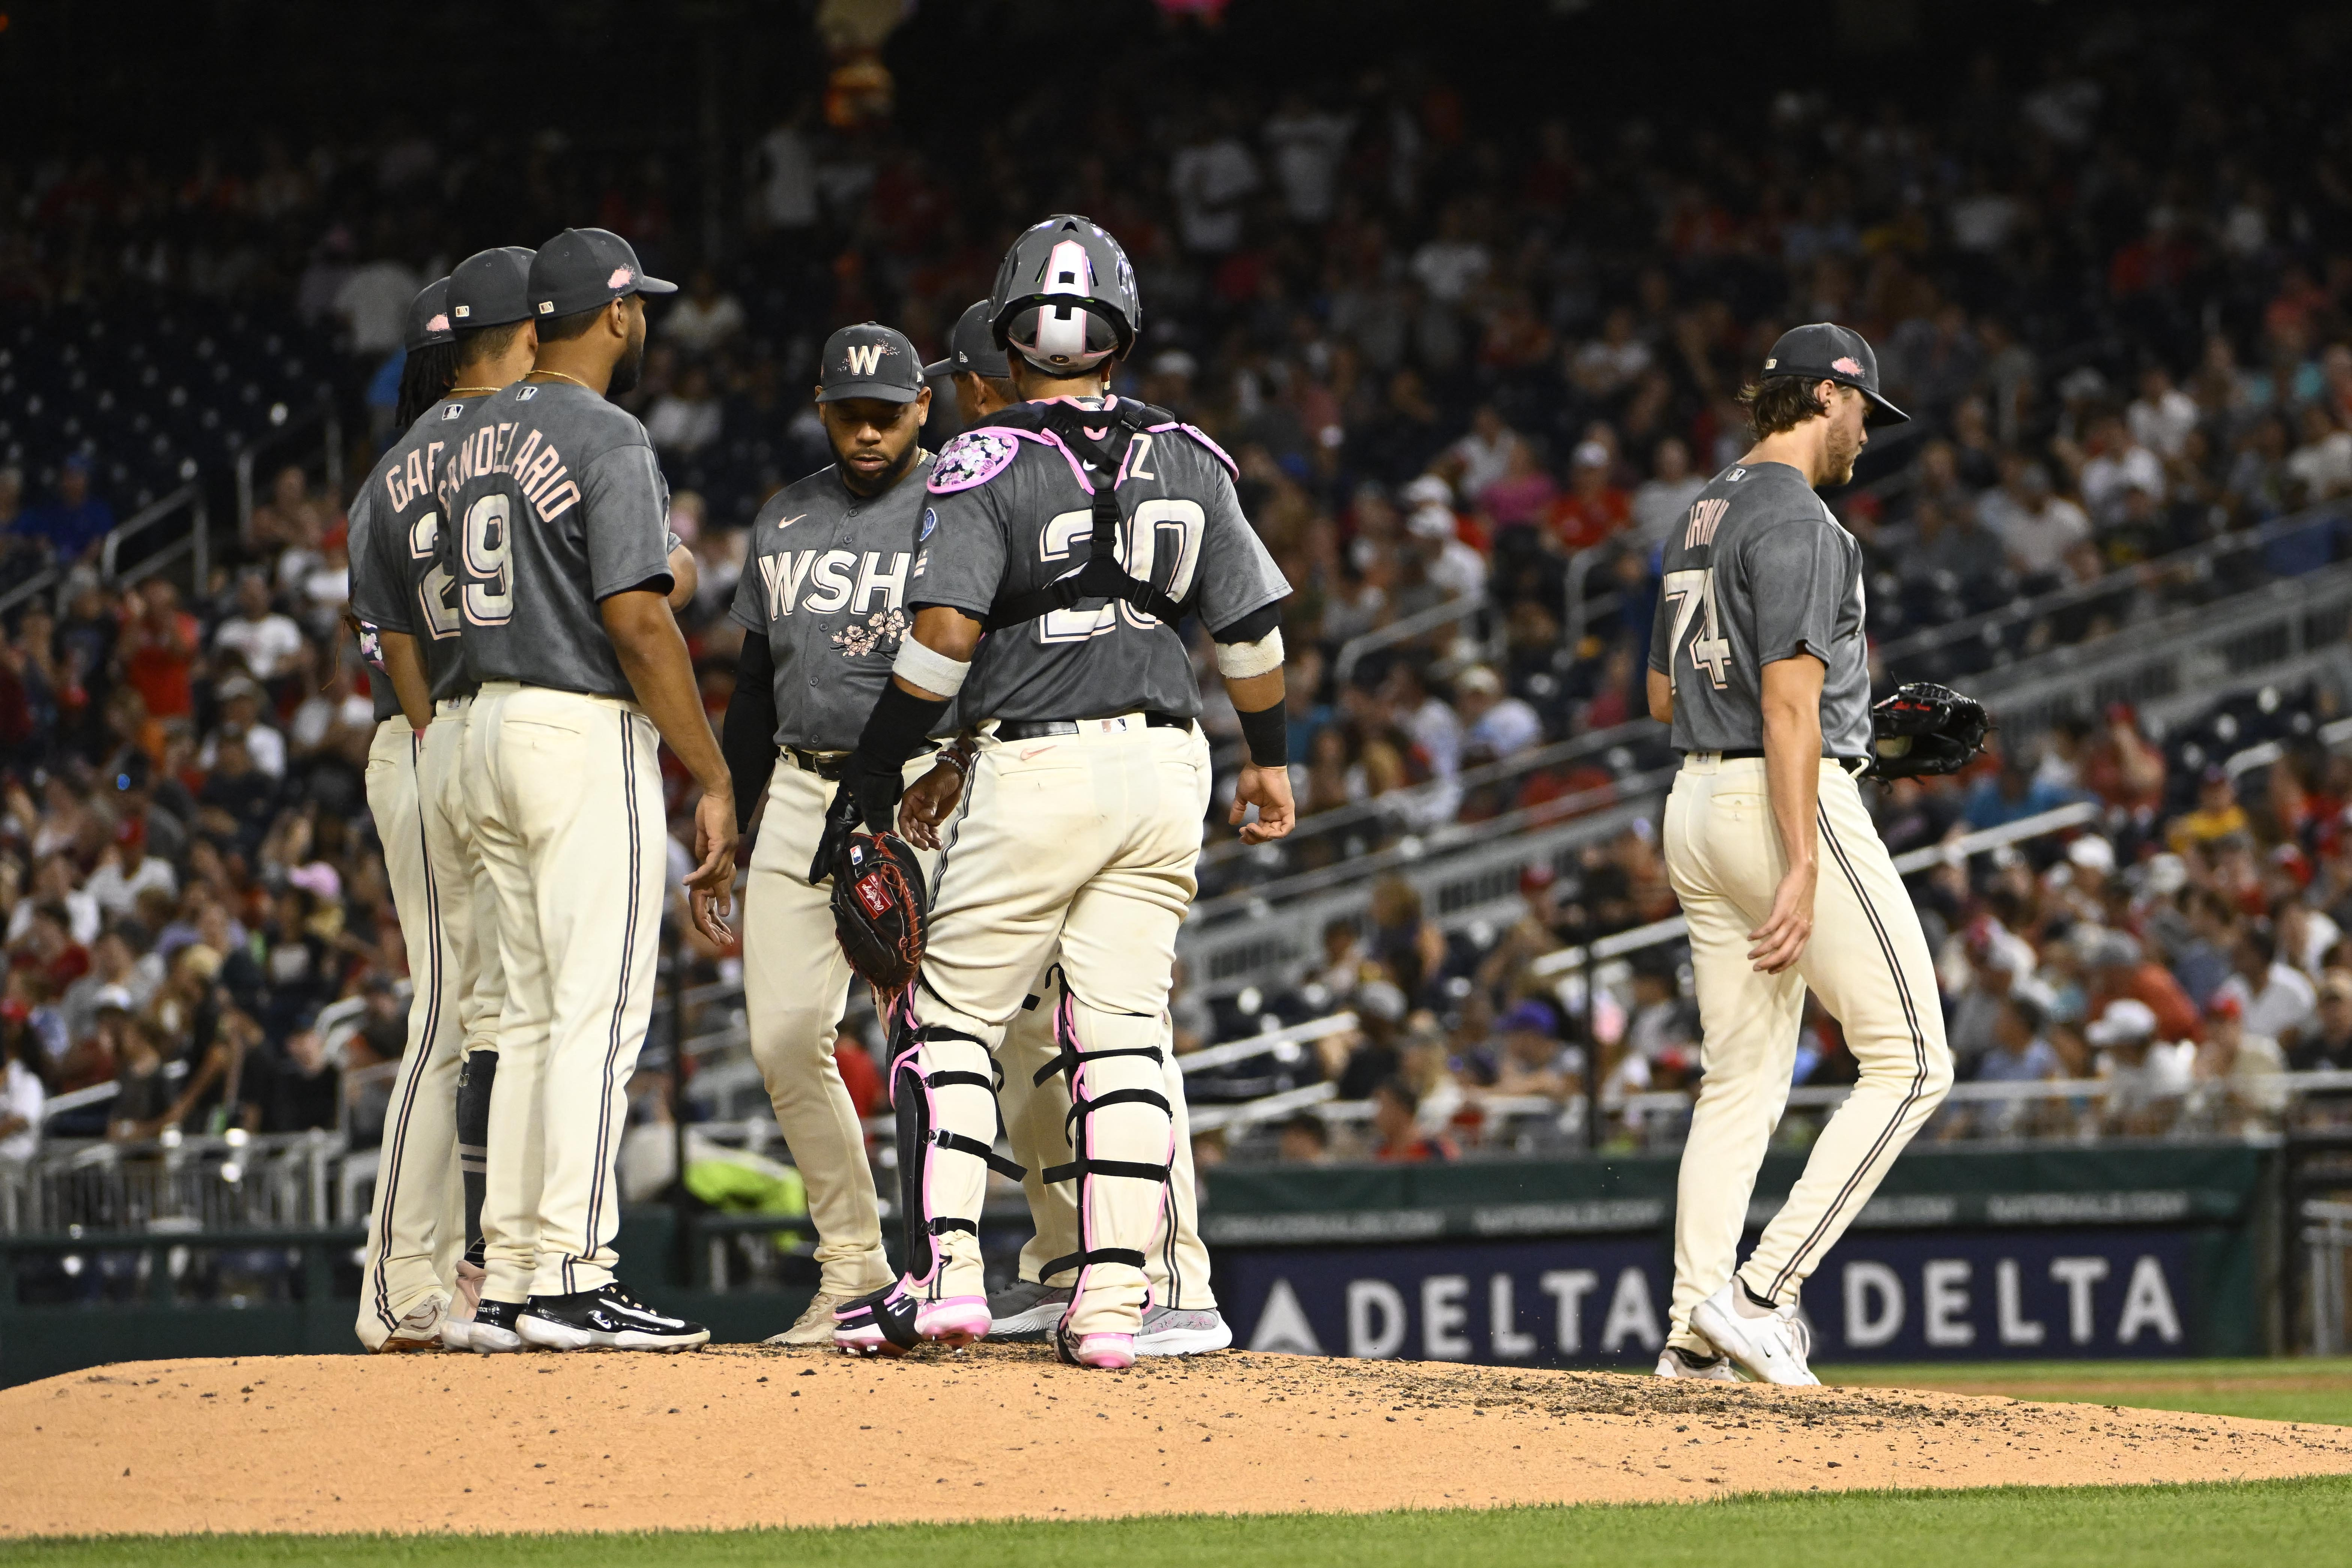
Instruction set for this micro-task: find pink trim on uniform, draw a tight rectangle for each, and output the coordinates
[1146,421,1239,478]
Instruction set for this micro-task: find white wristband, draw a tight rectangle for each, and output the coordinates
[892,637,971,696]
[1214,627,1285,679]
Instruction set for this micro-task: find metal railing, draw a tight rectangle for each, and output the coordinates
[99,481,208,591]
[0,1130,344,1235]
[2306,1198,2352,1356]
[1331,592,1499,686]
[235,397,343,542]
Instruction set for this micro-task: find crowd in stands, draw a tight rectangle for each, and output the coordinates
[10,19,2352,1175]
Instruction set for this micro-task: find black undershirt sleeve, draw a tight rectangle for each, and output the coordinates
[723,635,780,833]
[1210,601,1282,643]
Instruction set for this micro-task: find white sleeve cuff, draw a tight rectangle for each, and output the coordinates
[892,636,971,696]
[1214,627,1285,679]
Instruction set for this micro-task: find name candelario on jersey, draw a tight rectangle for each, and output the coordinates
[435,418,585,524]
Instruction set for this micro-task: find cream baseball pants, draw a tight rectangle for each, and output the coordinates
[997,962,1216,1311]
[1662,755,1952,1355]
[467,682,665,1303]
[741,751,938,1300]
[902,717,1211,1339]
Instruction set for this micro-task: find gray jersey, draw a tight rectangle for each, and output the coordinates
[1647,460,1871,758]
[913,401,1289,723]
[349,395,493,711]
[439,381,672,701]
[730,452,936,752]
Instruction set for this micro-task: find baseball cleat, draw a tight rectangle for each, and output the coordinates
[374,1291,450,1353]
[985,1279,1073,1342]
[1655,1344,1739,1380]
[441,1261,487,1350]
[833,1280,991,1356]
[469,1297,527,1354]
[766,1291,862,1347]
[1135,1305,1231,1357]
[1692,1282,1818,1386]
[1071,1332,1136,1370]
[517,1282,710,1352]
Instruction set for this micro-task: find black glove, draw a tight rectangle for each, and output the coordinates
[1867,681,1991,779]
[827,825,929,1002]
[808,787,862,885]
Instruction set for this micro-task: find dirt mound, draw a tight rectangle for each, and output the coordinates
[7,1344,2350,1537]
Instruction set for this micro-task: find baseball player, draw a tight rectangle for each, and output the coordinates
[443,227,733,1352]
[346,275,464,1352]
[1646,323,1953,1385]
[918,298,1229,1354]
[708,320,946,1344]
[824,215,1295,1369]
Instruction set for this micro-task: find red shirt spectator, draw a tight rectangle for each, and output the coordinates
[2078,706,2166,816]
[1545,440,1630,552]
[835,1033,883,1120]
[120,580,199,723]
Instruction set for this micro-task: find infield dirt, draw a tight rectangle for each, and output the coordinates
[8,1344,2351,1537]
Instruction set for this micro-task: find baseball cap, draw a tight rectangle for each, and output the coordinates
[2085,998,2159,1048]
[1759,322,1909,423]
[448,246,537,330]
[924,298,1012,381]
[818,322,924,404]
[405,278,455,352]
[528,228,676,321]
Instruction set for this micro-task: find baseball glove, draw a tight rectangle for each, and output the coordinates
[827,816,929,1000]
[1866,681,1992,779]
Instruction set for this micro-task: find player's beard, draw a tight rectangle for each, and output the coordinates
[1826,420,1863,486]
[838,436,917,496]
[608,334,646,399]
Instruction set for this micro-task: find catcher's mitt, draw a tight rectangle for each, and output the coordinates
[829,822,928,998]
[1867,681,1991,779]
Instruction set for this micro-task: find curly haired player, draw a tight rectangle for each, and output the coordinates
[1645,324,1954,1385]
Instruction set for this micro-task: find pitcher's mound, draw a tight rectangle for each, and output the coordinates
[8,1344,2351,1537]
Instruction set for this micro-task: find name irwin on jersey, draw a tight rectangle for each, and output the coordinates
[756,549,912,619]
[436,419,585,523]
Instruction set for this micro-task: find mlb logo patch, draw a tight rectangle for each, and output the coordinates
[516,385,538,401]
[440,403,465,420]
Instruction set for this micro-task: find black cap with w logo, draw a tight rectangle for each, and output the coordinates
[817,321,923,404]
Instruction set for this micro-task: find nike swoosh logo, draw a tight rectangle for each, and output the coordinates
[777,513,808,529]
[1020,746,1057,761]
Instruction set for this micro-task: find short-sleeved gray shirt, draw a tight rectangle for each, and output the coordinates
[911,400,1289,723]
[729,452,938,752]
[1647,460,1871,758]
[439,381,673,701]
[349,395,493,710]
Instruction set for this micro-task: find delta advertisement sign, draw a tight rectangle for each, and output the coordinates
[1218,1229,2196,1364]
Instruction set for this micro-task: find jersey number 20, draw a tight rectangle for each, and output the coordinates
[1035,498,1205,643]
[1662,567,1732,690]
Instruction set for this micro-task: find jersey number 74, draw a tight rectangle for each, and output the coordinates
[1662,567,1732,691]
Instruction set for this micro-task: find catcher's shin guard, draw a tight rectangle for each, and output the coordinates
[1040,995,1174,1356]
[456,1049,496,1268]
[890,1019,1022,1301]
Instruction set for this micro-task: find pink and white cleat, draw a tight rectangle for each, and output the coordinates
[1071,1332,1136,1370]
[833,1280,991,1356]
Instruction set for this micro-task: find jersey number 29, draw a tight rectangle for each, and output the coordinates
[1662,567,1732,690]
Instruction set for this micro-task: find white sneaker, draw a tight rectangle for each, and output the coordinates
[441,1261,487,1350]
[374,1292,449,1353]
[1655,1344,1738,1380]
[1135,1305,1231,1356]
[1691,1282,1818,1386]
[765,1291,859,1347]
[986,1279,1073,1342]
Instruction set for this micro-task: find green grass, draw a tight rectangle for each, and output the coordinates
[2,1479,2347,1567]
[1820,1358,2352,1427]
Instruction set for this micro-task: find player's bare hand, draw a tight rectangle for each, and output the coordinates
[1747,864,1817,974]
[690,883,734,946]
[1230,762,1296,844]
[686,788,737,892]
[897,761,965,850]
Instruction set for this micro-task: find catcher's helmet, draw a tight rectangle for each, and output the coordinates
[989,214,1139,377]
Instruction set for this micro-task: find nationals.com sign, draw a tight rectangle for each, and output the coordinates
[1217,1230,2193,1364]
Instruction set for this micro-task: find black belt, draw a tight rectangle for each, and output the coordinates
[1690,748,1871,777]
[996,713,1192,742]
[787,747,849,780]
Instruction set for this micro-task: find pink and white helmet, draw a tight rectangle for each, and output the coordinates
[988,214,1139,377]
